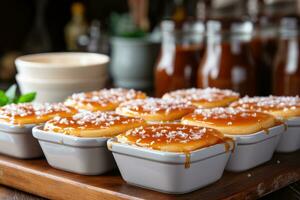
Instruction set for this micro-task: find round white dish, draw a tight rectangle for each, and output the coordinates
[15,52,109,80]
[16,74,107,102]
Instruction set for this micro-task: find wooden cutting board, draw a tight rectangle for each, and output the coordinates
[0,151,299,200]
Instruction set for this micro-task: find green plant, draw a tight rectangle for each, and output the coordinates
[0,84,36,106]
[110,13,147,38]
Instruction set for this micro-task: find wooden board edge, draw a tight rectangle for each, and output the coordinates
[0,159,141,200]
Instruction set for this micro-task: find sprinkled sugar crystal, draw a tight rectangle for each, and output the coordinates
[127,124,210,144]
[119,98,194,114]
[69,88,144,106]
[49,111,142,129]
[163,88,239,102]
[0,103,72,119]
[234,96,300,111]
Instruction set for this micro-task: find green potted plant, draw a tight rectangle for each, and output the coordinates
[109,0,160,90]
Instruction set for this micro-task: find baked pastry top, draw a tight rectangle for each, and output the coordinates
[116,123,233,152]
[43,111,146,137]
[65,88,147,111]
[182,107,276,135]
[230,96,300,120]
[116,98,196,121]
[0,103,76,125]
[162,88,239,108]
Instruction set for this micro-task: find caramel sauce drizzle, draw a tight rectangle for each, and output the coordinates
[263,128,269,135]
[284,123,288,131]
[211,131,234,153]
[184,152,191,168]
[274,119,287,132]
[257,119,269,135]
[223,139,232,153]
[224,137,235,153]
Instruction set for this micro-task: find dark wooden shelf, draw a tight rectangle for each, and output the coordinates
[0,151,299,200]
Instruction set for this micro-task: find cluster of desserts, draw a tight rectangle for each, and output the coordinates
[0,87,299,194]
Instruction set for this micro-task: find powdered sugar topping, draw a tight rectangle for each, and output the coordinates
[231,96,300,112]
[163,88,239,102]
[46,111,144,130]
[124,124,215,144]
[66,88,145,107]
[192,107,259,120]
[0,103,73,122]
[118,98,195,114]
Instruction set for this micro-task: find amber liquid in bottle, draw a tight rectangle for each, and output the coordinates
[273,38,300,95]
[155,20,204,97]
[251,15,279,96]
[197,30,256,96]
[250,36,276,95]
[155,45,202,97]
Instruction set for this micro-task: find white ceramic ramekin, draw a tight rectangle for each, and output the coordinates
[32,125,115,175]
[225,124,284,172]
[16,74,107,103]
[0,123,43,159]
[15,52,109,80]
[107,139,234,194]
[276,117,300,153]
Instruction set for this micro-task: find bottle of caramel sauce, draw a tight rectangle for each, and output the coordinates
[273,17,300,95]
[155,20,204,97]
[250,16,279,96]
[197,20,256,96]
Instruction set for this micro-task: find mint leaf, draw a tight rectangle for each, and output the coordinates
[0,98,9,106]
[16,92,36,103]
[5,84,17,103]
[0,91,9,106]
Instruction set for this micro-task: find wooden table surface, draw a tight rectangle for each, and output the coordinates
[0,151,299,200]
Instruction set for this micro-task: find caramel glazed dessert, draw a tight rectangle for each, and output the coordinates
[162,88,239,108]
[0,103,76,125]
[230,96,300,120]
[64,88,147,111]
[115,123,234,168]
[182,107,277,135]
[116,98,196,122]
[44,111,146,137]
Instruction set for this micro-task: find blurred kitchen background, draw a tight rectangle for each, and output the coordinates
[1,1,300,198]
[1,0,300,97]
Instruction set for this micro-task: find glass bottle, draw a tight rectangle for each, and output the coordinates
[87,20,109,55]
[64,2,88,51]
[273,17,300,95]
[251,0,298,95]
[251,16,279,96]
[197,20,256,96]
[154,20,205,97]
